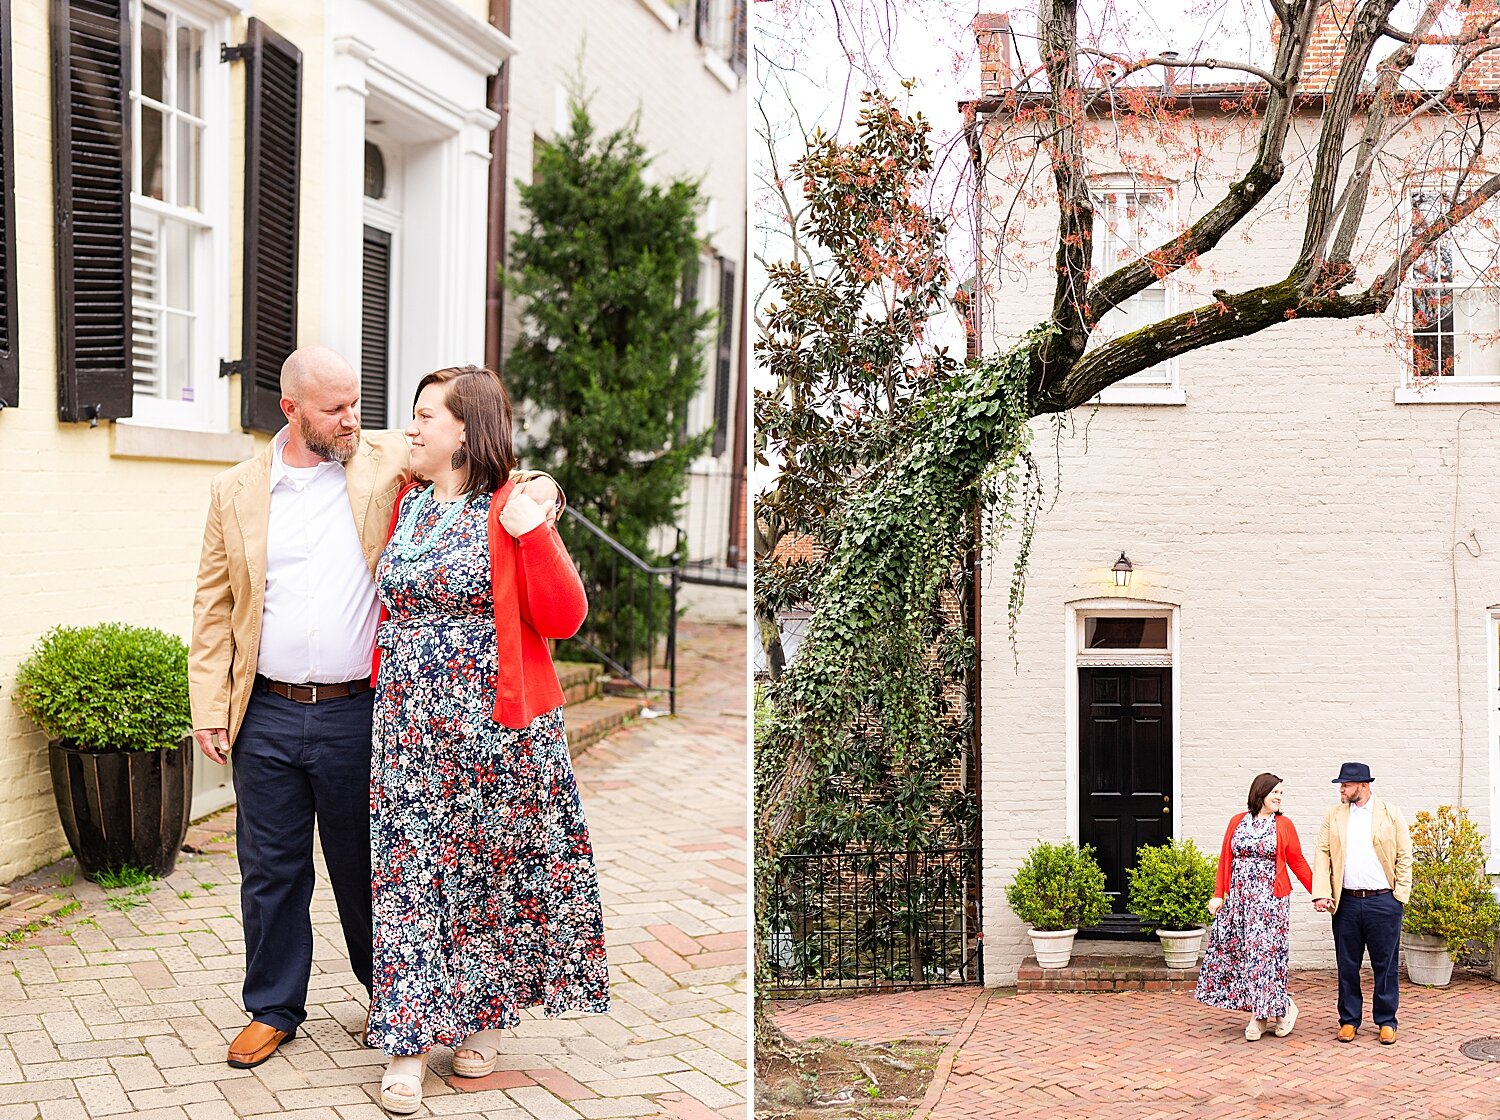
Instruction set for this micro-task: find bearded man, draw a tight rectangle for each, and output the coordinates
[189,346,557,1069]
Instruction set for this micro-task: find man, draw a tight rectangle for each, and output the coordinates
[189,346,556,1069]
[1311,762,1413,1046]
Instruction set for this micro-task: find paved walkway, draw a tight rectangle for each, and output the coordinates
[771,971,1500,1120]
[0,621,747,1120]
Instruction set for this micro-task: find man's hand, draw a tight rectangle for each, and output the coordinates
[194,728,230,765]
[498,490,549,538]
[1313,898,1335,913]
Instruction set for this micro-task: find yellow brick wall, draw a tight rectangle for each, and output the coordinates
[0,0,329,883]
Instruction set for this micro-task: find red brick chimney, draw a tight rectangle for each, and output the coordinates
[1296,0,1357,94]
[1457,0,1500,91]
[974,13,1012,98]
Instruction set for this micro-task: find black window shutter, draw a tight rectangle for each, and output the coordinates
[730,0,746,77]
[0,0,18,411]
[712,256,735,457]
[239,17,301,433]
[360,224,390,429]
[694,0,710,45]
[52,0,132,424]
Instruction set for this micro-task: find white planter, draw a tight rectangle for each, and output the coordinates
[1402,932,1455,987]
[1029,927,1078,969]
[1157,927,1205,969]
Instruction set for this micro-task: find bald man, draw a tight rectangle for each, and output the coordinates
[189,347,556,1069]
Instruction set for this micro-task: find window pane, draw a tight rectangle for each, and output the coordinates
[177,120,200,210]
[176,22,201,116]
[1455,287,1500,377]
[162,218,192,311]
[1086,617,1168,649]
[140,7,167,104]
[164,312,192,402]
[140,105,165,200]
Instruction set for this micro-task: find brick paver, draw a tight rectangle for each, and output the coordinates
[773,971,1500,1120]
[1,620,747,1119]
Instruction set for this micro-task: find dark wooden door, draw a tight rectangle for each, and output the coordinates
[1079,667,1172,928]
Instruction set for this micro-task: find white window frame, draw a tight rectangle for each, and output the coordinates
[1396,186,1500,404]
[122,0,232,433]
[1063,599,1181,844]
[1088,177,1186,406]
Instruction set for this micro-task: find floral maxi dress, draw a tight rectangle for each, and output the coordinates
[367,491,610,1056]
[1194,814,1290,1020]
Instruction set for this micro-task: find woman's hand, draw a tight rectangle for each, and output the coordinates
[1207,896,1224,918]
[517,475,561,521]
[499,489,549,538]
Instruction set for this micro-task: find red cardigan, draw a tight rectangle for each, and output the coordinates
[1214,812,1313,900]
[371,478,588,728]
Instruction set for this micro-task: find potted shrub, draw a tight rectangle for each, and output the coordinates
[12,624,194,880]
[1127,838,1217,968]
[1005,840,1110,968]
[1402,805,1499,987]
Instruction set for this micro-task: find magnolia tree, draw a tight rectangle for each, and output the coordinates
[755,0,1500,890]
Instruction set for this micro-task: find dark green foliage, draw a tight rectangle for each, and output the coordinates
[1127,838,1217,933]
[1005,841,1111,932]
[507,96,711,664]
[13,624,190,752]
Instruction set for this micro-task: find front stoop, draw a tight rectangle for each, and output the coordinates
[555,660,648,757]
[1017,954,1199,993]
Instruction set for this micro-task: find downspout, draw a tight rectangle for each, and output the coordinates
[484,0,513,374]
[727,226,748,569]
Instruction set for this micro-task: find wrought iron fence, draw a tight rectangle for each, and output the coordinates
[676,463,746,588]
[558,507,679,715]
[764,846,982,995]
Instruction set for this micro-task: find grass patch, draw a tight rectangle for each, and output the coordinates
[200,882,218,893]
[93,866,154,891]
[757,1039,941,1120]
[177,890,195,900]
[57,871,75,888]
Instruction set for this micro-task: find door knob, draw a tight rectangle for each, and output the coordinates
[1163,806,1170,814]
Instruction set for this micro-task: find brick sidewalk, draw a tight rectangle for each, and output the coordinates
[0,620,747,1120]
[772,971,1500,1120]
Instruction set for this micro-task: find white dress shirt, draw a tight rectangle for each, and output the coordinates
[256,429,381,684]
[1343,800,1390,890]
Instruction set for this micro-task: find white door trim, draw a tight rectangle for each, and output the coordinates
[1065,598,1181,845]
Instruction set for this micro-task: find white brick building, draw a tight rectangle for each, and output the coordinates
[968,13,1500,984]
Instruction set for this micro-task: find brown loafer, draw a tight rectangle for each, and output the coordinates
[227,1021,290,1068]
[1379,1026,1397,1045]
[1337,1024,1357,1043]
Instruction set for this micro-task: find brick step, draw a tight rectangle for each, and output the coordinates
[555,660,604,705]
[564,695,648,758]
[1017,953,1199,993]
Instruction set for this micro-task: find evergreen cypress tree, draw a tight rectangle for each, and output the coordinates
[507,98,713,572]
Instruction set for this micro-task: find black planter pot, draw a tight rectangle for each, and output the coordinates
[48,738,194,880]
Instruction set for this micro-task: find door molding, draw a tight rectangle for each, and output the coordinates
[1064,597,1181,845]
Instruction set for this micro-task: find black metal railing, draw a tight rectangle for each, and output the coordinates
[558,507,679,715]
[679,463,747,588]
[765,846,982,995]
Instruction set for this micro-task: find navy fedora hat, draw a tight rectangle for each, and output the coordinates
[1332,762,1374,784]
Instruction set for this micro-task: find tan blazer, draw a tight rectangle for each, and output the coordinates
[188,430,410,746]
[1311,795,1413,911]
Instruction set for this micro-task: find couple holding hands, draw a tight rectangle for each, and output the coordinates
[1195,763,1413,1046]
[189,347,609,1113]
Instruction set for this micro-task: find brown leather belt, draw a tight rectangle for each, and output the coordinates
[256,675,373,704]
[1342,888,1391,898]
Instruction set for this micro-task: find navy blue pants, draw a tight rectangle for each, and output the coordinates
[232,686,374,1035]
[1332,891,1402,1029]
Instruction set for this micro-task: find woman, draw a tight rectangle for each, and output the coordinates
[1195,773,1312,1041]
[366,365,609,1113]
